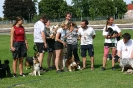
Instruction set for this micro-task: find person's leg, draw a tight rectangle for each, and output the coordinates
[81,45,87,69]
[67,44,72,58]
[111,47,117,68]
[72,44,80,64]
[13,59,18,74]
[19,57,24,75]
[59,49,64,70]
[88,45,94,69]
[38,53,44,68]
[102,46,110,68]
[52,51,56,67]
[47,52,52,68]
[55,49,61,71]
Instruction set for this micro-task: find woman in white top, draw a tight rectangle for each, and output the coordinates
[54,23,68,73]
[101,17,121,71]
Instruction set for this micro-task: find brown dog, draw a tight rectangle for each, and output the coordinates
[65,55,77,72]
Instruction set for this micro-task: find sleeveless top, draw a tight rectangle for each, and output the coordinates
[13,26,25,42]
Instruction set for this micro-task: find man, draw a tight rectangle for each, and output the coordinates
[34,15,48,71]
[117,33,133,60]
[62,12,72,25]
[78,20,96,70]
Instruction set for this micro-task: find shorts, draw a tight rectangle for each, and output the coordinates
[104,43,116,48]
[35,43,45,53]
[47,40,55,52]
[54,41,63,50]
[81,44,94,57]
[12,42,27,59]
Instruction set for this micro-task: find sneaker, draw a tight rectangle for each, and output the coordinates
[81,67,86,70]
[91,67,94,70]
[13,73,17,78]
[20,73,25,77]
[101,67,106,71]
[61,69,65,72]
[40,67,48,72]
[112,67,115,70]
[56,70,62,73]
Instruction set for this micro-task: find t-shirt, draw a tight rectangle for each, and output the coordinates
[66,28,78,45]
[102,24,121,43]
[34,21,45,43]
[56,28,66,41]
[117,39,133,58]
[78,26,96,45]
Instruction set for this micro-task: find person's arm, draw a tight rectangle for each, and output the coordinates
[24,29,28,49]
[116,41,122,58]
[10,27,15,51]
[131,50,133,59]
[41,31,47,48]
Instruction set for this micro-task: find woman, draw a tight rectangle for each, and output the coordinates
[101,17,121,71]
[54,23,68,73]
[66,22,80,69]
[45,20,56,70]
[10,16,28,77]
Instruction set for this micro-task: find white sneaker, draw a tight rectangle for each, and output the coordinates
[77,65,81,70]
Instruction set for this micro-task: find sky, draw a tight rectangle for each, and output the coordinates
[0,0,132,17]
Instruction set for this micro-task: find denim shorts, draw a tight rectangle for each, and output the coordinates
[81,44,94,57]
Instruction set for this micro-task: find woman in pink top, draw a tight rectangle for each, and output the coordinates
[10,16,28,77]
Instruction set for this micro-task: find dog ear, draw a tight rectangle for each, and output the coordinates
[4,60,9,64]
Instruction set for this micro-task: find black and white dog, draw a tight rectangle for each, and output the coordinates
[114,55,133,72]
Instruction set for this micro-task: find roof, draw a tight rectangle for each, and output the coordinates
[127,4,133,10]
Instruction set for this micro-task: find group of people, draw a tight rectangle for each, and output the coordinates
[9,12,133,77]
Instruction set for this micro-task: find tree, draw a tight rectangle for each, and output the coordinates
[113,0,127,19]
[3,0,36,21]
[39,0,75,19]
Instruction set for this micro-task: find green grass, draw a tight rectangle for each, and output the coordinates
[0,30,133,88]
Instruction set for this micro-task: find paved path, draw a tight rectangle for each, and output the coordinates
[0,24,133,34]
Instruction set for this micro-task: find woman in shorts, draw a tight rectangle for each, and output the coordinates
[54,23,68,73]
[101,17,121,71]
[10,16,28,77]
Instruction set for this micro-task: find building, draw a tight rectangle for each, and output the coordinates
[124,4,133,19]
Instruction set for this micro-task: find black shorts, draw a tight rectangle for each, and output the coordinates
[47,40,55,52]
[81,44,94,57]
[104,43,116,48]
[12,42,27,59]
[35,43,45,53]
[54,41,63,50]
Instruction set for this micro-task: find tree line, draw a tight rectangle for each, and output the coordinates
[2,0,129,22]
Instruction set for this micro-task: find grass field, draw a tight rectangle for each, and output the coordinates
[0,30,133,88]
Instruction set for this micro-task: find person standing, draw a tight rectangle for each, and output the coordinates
[10,16,28,77]
[62,12,72,25]
[78,20,96,70]
[101,17,121,71]
[34,15,48,71]
[45,20,56,70]
[54,23,69,73]
[66,22,81,69]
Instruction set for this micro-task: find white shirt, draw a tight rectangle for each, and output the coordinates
[34,21,45,43]
[117,39,133,58]
[78,26,96,45]
[102,24,121,43]
[56,28,66,41]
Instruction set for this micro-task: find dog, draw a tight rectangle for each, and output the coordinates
[0,60,11,79]
[65,55,77,72]
[119,58,133,72]
[33,57,41,76]
[25,52,39,70]
[50,24,60,39]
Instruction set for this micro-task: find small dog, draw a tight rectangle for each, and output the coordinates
[119,58,133,72]
[33,57,41,76]
[65,55,77,72]
[0,60,11,79]
[25,52,39,70]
